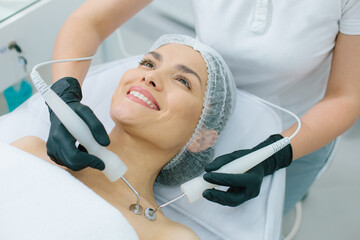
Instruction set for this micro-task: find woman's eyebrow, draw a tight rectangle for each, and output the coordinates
[148,51,162,61]
[175,64,202,85]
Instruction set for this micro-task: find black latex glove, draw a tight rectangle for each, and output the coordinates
[202,134,292,207]
[46,77,110,171]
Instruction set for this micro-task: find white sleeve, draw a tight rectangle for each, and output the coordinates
[340,0,360,35]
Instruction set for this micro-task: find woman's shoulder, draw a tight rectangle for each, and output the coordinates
[11,136,54,165]
[159,221,200,240]
[11,136,46,154]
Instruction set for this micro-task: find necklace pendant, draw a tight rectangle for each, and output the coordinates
[129,204,144,215]
[144,208,156,221]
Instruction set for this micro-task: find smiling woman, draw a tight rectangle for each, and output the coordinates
[10,34,235,240]
[110,43,208,156]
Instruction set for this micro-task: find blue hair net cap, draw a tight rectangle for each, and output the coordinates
[150,34,236,186]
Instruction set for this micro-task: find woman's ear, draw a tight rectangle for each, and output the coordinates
[187,129,218,153]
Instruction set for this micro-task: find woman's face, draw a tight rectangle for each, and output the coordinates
[110,44,208,152]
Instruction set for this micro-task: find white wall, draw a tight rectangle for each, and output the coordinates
[0,0,86,91]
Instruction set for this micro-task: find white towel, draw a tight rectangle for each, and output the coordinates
[0,142,138,240]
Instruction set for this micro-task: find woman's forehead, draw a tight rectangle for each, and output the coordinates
[154,43,200,57]
[151,44,208,84]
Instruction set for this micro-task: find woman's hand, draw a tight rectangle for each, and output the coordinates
[47,77,109,171]
[202,134,292,206]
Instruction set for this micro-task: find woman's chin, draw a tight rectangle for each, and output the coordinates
[110,105,148,126]
[110,110,135,125]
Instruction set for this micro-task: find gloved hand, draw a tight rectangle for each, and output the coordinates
[202,134,292,207]
[46,77,110,171]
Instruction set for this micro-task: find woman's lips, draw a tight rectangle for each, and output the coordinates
[126,86,160,111]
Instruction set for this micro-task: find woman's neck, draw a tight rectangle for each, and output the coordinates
[105,125,175,206]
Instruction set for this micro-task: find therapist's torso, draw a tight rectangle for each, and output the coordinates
[191,0,359,128]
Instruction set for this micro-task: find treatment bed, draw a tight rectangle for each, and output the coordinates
[0,56,285,240]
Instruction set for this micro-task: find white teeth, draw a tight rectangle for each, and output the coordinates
[130,91,156,109]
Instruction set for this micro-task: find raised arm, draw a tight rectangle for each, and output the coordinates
[46,0,152,171]
[52,0,152,84]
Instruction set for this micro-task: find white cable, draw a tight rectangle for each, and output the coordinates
[249,94,301,140]
[31,56,94,95]
[32,56,93,72]
[178,93,303,204]
[284,202,302,240]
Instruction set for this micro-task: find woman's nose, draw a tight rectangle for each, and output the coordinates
[142,71,163,90]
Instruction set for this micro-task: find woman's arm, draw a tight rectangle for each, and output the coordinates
[52,0,152,84]
[282,33,360,160]
[46,0,152,170]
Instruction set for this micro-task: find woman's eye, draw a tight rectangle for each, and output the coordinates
[139,59,154,69]
[176,77,191,90]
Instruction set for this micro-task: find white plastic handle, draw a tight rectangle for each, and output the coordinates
[180,139,289,203]
[44,89,127,182]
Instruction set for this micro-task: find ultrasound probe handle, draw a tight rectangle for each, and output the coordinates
[31,71,127,182]
[180,138,290,203]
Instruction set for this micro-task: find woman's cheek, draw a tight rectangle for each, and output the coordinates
[185,98,203,121]
[176,98,203,130]
[121,69,141,83]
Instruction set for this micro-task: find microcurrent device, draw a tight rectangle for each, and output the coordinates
[30,57,127,182]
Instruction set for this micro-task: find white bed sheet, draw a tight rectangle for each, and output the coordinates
[0,56,285,240]
[0,142,139,240]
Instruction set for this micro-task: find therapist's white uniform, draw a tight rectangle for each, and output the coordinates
[190,0,360,213]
